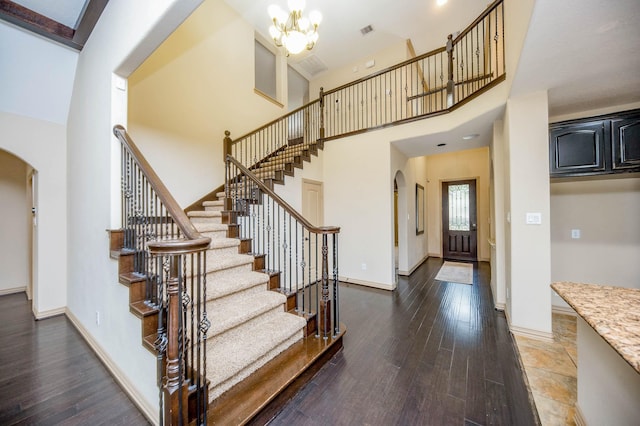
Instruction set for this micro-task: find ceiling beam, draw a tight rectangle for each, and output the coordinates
[0,0,108,50]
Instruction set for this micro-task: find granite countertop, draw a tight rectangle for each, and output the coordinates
[551,281,640,374]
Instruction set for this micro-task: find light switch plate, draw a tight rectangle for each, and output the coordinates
[526,212,542,225]
[571,229,581,239]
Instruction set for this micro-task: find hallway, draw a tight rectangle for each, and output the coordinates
[272,258,537,425]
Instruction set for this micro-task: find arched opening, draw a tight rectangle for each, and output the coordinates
[393,170,408,282]
[0,149,33,304]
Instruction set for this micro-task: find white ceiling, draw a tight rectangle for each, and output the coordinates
[224,0,491,72]
[12,0,90,29]
[510,0,640,118]
[225,0,640,157]
[12,0,639,157]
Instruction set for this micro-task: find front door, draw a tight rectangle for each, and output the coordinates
[442,179,477,261]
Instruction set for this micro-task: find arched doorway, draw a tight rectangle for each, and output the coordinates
[393,171,408,281]
[0,149,33,301]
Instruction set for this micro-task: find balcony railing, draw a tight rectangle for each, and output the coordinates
[228,0,504,170]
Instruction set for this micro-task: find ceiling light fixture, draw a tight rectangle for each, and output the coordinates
[268,0,322,56]
[437,0,448,6]
[462,134,479,140]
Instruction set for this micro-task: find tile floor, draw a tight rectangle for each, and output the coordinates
[515,313,578,426]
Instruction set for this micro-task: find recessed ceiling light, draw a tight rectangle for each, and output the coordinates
[437,143,446,147]
[437,0,448,6]
[462,134,479,140]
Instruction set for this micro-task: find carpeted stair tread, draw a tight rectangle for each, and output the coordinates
[187,210,222,218]
[209,291,286,338]
[203,200,225,211]
[207,312,306,397]
[208,238,240,250]
[193,222,228,233]
[205,253,254,274]
[207,271,269,301]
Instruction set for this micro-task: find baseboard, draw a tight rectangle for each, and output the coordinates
[339,276,396,291]
[0,286,26,296]
[552,305,577,316]
[398,255,428,276]
[33,306,66,320]
[494,301,506,311]
[509,324,554,343]
[65,309,159,425]
[574,403,587,426]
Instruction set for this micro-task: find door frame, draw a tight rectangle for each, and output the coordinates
[441,178,478,261]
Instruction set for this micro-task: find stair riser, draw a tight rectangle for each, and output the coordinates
[207,302,284,340]
[204,205,224,212]
[189,216,222,225]
[205,262,254,281]
[204,245,240,260]
[207,328,304,401]
[206,279,266,305]
[199,229,227,240]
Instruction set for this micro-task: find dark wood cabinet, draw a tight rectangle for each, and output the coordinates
[611,116,640,171]
[549,109,640,178]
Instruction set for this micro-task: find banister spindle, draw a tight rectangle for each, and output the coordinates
[446,33,454,108]
[320,233,330,338]
[162,255,188,426]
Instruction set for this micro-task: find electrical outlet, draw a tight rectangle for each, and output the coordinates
[95,311,100,326]
[571,229,581,239]
[361,263,367,271]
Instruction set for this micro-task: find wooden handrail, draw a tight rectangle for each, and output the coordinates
[113,125,205,242]
[226,155,340,235]
[323,45,447,97]
[453,0,502,43]
[230,99,320,146]
[147,237,211,255]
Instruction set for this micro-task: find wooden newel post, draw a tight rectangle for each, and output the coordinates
[163,255,188,426]
[319,87,325,141]
[446,34,454,108]
[223,131,233,211]
[319,234,331,338]
[223,130,232,161]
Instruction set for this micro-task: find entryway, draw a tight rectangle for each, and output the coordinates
[442,179,478,261]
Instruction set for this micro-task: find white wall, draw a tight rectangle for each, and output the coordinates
[65,0,203,421]
[309,41,409,96]
[503,91,552,338]
[0,20,76,316]
[489,119,507,309]
[425,147,491,262]
[0,150,29,295]
[0,21,78,125]
[550,177,640,308]
[128,0,287,207]
[0,113,68,317]
[390,147,429,275]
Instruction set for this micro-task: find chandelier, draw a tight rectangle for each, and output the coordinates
[268,0,322,55]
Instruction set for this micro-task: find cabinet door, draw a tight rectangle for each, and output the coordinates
[611,116,640,170]
[550,121,607,176]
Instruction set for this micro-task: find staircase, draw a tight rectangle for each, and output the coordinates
[111,125,342,425]
[187,192,308,401]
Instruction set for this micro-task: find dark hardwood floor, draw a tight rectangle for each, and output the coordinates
[0,258,536,425]
[270,258,538,426]
[0,293,149,425]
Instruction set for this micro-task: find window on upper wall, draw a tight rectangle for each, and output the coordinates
[254,39,277,101]
[287,65,309,111]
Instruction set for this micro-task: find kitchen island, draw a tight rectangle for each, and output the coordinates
[551,282,640,425]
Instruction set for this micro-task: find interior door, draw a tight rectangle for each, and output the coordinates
[442,179,477,261]
[302,180,323,281]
